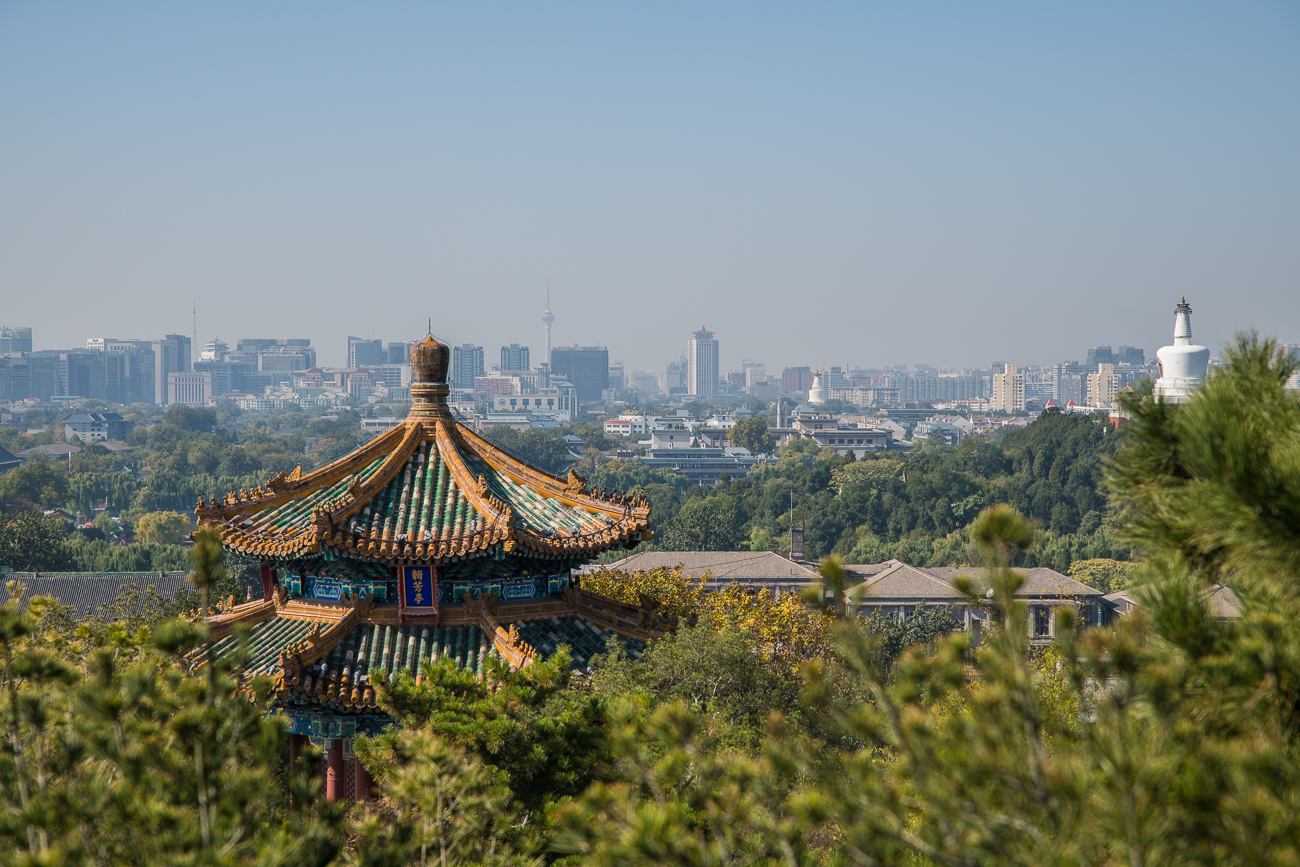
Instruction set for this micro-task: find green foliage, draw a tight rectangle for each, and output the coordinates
[605,410,1127,570]
[366,651,611,818]
[350,730,531,867]
[0,543,343,864]
[858,602,960,678]
[658,496,744,551]
[729,415,776,454]
[0,461,70,510]
[591,624,805,752]
[552,700,809,867]
[134,510,192,546]
[1067,557,1139,593]
[0,510,72,571]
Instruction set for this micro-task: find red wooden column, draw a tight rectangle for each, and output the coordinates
[326,739,344,803]
[356,758,376,802]
[260,563,275,601]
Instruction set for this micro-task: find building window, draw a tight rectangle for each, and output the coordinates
[1032,606,1052,638]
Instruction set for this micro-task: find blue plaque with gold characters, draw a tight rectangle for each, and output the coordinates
[399,565,438,621]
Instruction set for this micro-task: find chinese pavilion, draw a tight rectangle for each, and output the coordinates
[192,334,665,802]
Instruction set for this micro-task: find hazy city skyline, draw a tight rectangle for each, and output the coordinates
[2,3,1297,371]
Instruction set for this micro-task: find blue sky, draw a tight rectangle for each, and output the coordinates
[2,2,1297,371]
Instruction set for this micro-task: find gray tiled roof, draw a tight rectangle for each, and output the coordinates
[0,446,20,471]
[924,566,1103,598]
[6,572,195,619]
[1105,583,1241,618]
[853,560,968,602]
[597,551,818,586]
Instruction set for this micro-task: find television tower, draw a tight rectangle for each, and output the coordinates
[541,273,555,367]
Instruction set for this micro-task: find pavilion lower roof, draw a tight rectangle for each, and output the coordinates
[195,415,652,565]
[194,590,659,712]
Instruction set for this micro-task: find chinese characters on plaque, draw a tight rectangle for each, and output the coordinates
[399,565,439,620]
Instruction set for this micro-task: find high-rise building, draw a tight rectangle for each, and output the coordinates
[348,336,385,369]
[1085,346,1114,367]
[550,345,609,404]
[1116,345,1145,366]
[0,327,33,355]
[1051,362,1093,402]
[153,334,192,406]
[1088,363,1118,408]
[687,328,719,398]
[782,367,815,395]
[992,363,1025,412]
[608,361,625,390]
[387,342,411,365]
[662,359,686,395]
[500,344,530,372]
[452,344,484,390]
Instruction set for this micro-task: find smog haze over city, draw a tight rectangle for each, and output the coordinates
[2,2,1298,370]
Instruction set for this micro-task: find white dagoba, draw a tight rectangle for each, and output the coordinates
[1154,296,1209,403]
[808,374,827,405]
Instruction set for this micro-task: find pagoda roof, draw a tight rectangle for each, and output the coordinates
[193,584,664,706]
[196,335,652,566]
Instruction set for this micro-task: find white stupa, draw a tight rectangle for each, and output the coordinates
[1154,296,1209,403]
[807,373,827,405]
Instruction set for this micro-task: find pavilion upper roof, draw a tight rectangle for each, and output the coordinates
[196,336,651,565]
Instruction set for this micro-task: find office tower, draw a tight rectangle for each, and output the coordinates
[1116,345,1145,365]
[992,363,1026,412]
[662,359,686,395]
[608,360,625,390]
[387,342,411,364]
[1085,346,1114,367]
[687,327,719,398]
[348,336,385,368]
[153,334,192,406]
[549,345,609,403]
[500,343,530,371]
[782,366,814,395]
[452,344,484,389]
[0,327,33,355]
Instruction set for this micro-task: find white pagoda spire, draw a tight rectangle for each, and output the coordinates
[1154,296,1209,403]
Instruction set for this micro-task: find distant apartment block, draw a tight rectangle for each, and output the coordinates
[474,375,516,401]
[687,328,719,398]
[992,363,1026,412]
[500,343,530,371]
[452,344,485,390]
[550,345,609,404]
[1088,363,1118,408]
[783,366,815,396]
